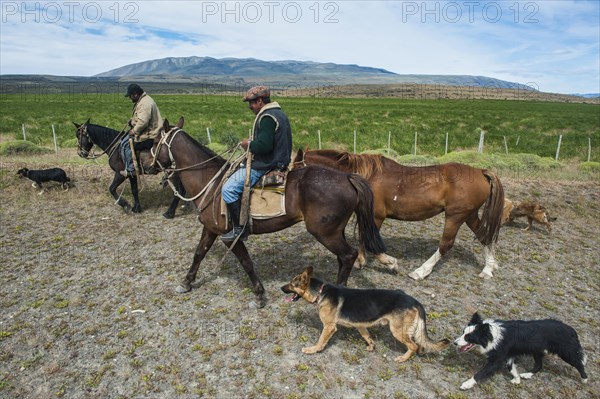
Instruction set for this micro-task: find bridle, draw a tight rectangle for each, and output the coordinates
[150,126,182,172]
[292,150,307,168]
[151,126,241,203]
[76,124,93,158]
[76,123,126,160]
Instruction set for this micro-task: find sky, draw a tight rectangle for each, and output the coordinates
[1,0,599,94]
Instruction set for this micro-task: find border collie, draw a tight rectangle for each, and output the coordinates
[17,167,71,191]
[454,312,588,390]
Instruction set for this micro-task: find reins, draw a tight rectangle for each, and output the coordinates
[77,123,128,160]
[152,126,243,203]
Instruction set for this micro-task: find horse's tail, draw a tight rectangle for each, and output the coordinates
[347,174,387,255]
[475,170,504,245]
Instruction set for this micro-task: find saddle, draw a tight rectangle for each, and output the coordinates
[257,170,287,188]
[221,170,288,225]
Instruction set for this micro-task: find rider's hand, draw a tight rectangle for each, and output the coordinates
[128,129,135,137]
[241,138,250,150]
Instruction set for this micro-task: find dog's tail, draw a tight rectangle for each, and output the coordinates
[414,306,450,354]
[347,174,386,255]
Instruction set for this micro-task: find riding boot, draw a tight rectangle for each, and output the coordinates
[221,200,249,242]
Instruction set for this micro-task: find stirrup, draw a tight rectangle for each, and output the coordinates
[120,170,135,178]
[221,226,248,242]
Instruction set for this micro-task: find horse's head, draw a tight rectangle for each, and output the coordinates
[292,147,309,169]
[151,116,185,170]
[73,118,92,158]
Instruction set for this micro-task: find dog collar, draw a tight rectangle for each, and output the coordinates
[313,284,325,305]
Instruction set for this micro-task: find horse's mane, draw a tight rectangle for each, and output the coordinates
[86,123,122,150]
[179,130,227,166]
[324,150,384,179]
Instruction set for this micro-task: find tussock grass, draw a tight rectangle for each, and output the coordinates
[0,140,52,155]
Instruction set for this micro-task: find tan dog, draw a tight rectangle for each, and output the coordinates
[502,199,555,232]
[281,267,449,362]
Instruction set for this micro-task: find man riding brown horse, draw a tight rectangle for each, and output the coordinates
[220,86,293,242]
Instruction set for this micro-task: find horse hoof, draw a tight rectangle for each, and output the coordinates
[175,284,191,294]
[132,206,143,214]
[479,271,493,279]
[122,204,131,213]
[163,212,175,219]
[408,271,424,281]
[249,296,267,309]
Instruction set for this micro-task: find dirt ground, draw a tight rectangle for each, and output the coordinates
[1,158,599,399]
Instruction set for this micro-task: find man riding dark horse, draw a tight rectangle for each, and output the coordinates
[120,83,161,177]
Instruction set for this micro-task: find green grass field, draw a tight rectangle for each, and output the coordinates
[1,94,598,161]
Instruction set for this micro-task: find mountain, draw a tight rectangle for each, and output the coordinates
[573,93,600,98]
[96,56,395,78]
[95,56,533,90]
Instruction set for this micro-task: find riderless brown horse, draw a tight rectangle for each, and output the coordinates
[293,149,504,280]
[74,119,185,218]
[151,118,386,307]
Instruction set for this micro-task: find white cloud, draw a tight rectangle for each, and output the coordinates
[0,0,598,93]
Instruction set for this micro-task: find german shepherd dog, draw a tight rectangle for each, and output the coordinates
[502,199,555,233]
[454,312,588,390]
[281,267,450,362]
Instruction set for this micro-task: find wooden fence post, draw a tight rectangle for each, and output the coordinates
[318,130,321,149]
[22,124,26,140]
[206,127,212,144]
[353,129,356,154]
[52,124,58,155]
[445,132,449,155]
[555,135,563,160]
[478,130,485,153]
[387,131,391,155]
[588,138,591,162]
[414,131,417,156]
[503,136,508,154]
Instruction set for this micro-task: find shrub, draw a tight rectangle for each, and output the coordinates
[0,140,52,155]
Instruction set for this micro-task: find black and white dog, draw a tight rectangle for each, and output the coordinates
[17,168,71,191]
[454,312,588,390]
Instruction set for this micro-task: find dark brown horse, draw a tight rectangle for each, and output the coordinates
[293,149,504,280]
[74,119,185,218]
[151,119,386,307]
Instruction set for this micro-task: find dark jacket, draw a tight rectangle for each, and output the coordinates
[250,102,292,171]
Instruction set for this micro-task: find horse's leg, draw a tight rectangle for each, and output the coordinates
[408,215,463,280]
[355,247,367,269]
[129,175,142,213]
[163,175,184,219]
[310,229,357,286]
[109,171,131,212]
[465,214,498,279]
[355,217,399,272]
[224,241,266,308]
[176,228,218,293]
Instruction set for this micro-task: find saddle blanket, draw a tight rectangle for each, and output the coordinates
[249,186,286,219]
[221,186,286,221]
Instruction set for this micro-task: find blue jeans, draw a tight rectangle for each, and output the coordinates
[120,136,134,173]
[222,167,266,204]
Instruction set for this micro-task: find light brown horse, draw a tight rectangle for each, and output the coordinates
[151,119,386,307]
[293,149,504,280]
